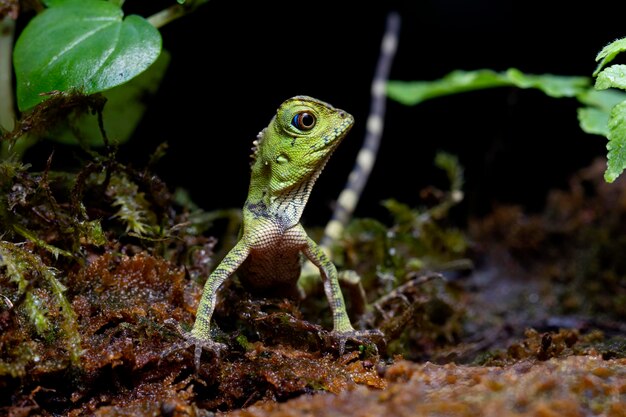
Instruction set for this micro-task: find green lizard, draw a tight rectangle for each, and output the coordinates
[165,96,382,368]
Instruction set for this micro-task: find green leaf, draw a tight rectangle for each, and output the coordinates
[504,68,589,97]
[43,0,70,6]
[387,68,589,106]
[576,90,626,137]
[591,41,626,182]
[387,69,509,105]
[594,37,626,76]
[577,89,626,112]
[50,50,170,146]
[576,89,626,136]
[578,107,610,136]
[605,100,626,182]
[595,65,626,90]
[14,0,162,111]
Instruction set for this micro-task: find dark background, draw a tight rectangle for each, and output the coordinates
[39,1,626,225]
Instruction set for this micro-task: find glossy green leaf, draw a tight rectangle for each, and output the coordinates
[14,0,161,111]
[594,37,626,76]
[387,68,589,106]
[595,64,626,90]
[605,100,626,182]
[51,50,170,146]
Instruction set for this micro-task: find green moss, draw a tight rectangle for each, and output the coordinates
[108,172,158,237]
[0,241,81,369]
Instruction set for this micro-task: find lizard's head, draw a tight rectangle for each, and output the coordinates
[252,96,354,192]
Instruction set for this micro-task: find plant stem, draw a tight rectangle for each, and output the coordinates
[147,0,208,29]
[0,16,15,132]
[0,16,16,159]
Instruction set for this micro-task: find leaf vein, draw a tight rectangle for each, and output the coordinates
[44,20,118,71]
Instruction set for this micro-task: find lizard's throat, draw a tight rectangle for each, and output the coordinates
[247,155,331,228]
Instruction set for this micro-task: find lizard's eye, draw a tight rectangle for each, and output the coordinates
[291,112,316,130]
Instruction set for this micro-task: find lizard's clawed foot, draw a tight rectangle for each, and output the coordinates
[162,318,227,370]
[330,328,385,356]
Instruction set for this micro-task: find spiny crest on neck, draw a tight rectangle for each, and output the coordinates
[249,127,266,167]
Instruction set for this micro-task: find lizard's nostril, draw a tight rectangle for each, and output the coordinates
[338,111,347,118]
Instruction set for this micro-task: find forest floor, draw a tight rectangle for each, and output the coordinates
[1,157,624,417]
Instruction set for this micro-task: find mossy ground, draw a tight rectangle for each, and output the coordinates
[1,154,625,416]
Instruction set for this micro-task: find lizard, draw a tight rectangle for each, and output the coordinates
[165,95,382,369]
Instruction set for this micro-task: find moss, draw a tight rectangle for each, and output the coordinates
[224,356,626,417]
[1,142,625,415]
[0,241,81,371]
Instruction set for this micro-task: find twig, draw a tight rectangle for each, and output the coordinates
[147,0,209,29]
[321,11,401,248]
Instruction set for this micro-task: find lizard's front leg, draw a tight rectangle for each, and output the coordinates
[302,235,383,354]
[163,239,250,369]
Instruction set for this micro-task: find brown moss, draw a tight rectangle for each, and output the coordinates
[199,344,385,410]
[3,146,626,416]
[35,250,386,413]
[67,251,190,372]
[222,356,626,417]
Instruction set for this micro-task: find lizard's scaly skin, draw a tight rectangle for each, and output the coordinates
[182,96,363,357]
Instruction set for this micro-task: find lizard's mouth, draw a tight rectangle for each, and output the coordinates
[305,117,354,158]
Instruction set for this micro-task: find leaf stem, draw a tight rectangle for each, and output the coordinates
[0,16,16,160]
[147,0,208,29]
[0,17,15,132]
